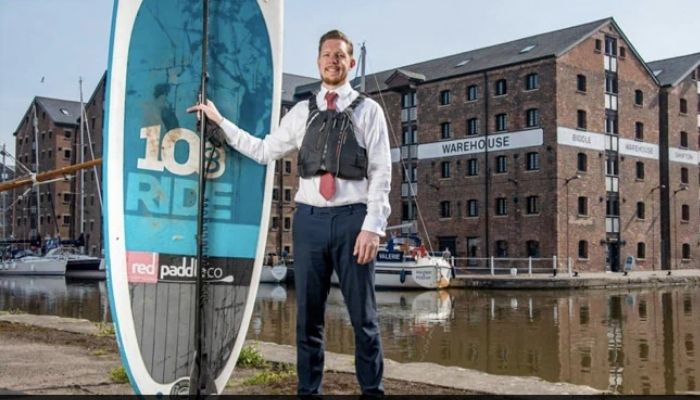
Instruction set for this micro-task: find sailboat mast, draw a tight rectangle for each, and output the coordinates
[1,144,5,239]
[79,77,85,241]
[360,42,366,92]
[32,102,40,239]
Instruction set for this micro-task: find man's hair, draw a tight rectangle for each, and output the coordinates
[318,30,353,56]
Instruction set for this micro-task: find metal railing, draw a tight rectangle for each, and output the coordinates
[449,256,574,277]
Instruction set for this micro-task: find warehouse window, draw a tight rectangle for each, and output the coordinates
[467,85,479,101]
[577,153,588,172]
[439,90,451,106]
[495,79,507,96]
[578,241,589,259]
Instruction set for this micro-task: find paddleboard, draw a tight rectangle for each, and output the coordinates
[103,0,282,394]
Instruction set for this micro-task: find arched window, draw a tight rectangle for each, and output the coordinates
[682,243,691,259]
[637,243,646,259]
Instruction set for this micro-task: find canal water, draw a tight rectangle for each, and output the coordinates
[0,276,697,394]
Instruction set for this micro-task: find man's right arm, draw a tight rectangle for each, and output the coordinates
[219,102,306,165]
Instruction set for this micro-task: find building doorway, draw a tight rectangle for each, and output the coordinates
[607,242,620,272]
[438,236,457,257]
[466,237,479,266]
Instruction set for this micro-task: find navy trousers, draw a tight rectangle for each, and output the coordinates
[293,203,384,395]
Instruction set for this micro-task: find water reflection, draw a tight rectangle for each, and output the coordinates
[250,285,700,395]
[0,276,110,322]
[1,277,697,394]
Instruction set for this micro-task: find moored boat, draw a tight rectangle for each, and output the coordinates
[332,234,452,290]
[44,246,104,278]
[0,250,68,276]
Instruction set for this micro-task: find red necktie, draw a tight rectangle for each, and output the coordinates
[319,92,338,200]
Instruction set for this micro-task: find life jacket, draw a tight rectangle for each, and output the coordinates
[297,94,368,180]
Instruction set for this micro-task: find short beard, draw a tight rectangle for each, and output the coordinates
[321,72,346,87]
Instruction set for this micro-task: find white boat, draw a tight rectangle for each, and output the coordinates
[0,251,68,276]
[331,235,453,290]
[44,246,104,278]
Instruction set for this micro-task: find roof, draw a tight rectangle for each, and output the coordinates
[355,17,616,93]
[34,97,81,126]
[281,73,318,103]
[647,52,700,87]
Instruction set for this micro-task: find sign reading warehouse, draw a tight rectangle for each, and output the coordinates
[389,129,543,162]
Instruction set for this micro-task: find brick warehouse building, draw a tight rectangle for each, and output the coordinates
[6,18,698,272]
[11,97,82,243]
[349,17,699,272]
[648,53,700,270]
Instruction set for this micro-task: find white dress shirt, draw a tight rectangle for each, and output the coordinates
[219,82,392,236]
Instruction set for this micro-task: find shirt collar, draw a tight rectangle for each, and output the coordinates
[319,81,353,100]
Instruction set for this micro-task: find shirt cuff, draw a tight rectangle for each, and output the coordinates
[219,118,240,144]
[361,214,386,238]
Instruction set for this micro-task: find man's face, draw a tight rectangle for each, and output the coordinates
[317,38,355,88]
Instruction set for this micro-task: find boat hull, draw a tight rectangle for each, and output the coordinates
[331,257,452,290]
[0,257,68,276]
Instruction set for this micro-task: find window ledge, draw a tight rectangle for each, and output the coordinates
[576,90,587,95]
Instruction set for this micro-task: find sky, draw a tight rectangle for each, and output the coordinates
[0,0,698,162]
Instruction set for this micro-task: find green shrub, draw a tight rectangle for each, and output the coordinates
[95,322,115,337]
[110,367,129,384]
[242,369,295,386]
[237,345,267,368]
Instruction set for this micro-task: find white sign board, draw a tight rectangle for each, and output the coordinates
[556,127,606,151]
[416,129,543,160]
[669,148,698,165]
[619,139,659,160]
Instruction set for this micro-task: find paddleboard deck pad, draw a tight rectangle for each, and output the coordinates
[104,0,282,394]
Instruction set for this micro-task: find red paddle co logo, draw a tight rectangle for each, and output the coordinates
[126,252,231,283]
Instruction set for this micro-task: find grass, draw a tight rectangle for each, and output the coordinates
[94,322,115,337]
[236,344,267,369]
[109,367,129,384]
[92,349,109,357]
[241,368,296,386]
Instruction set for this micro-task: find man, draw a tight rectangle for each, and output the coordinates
[188,29,391,395]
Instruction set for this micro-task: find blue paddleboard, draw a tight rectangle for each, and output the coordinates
[103,0,283,394]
